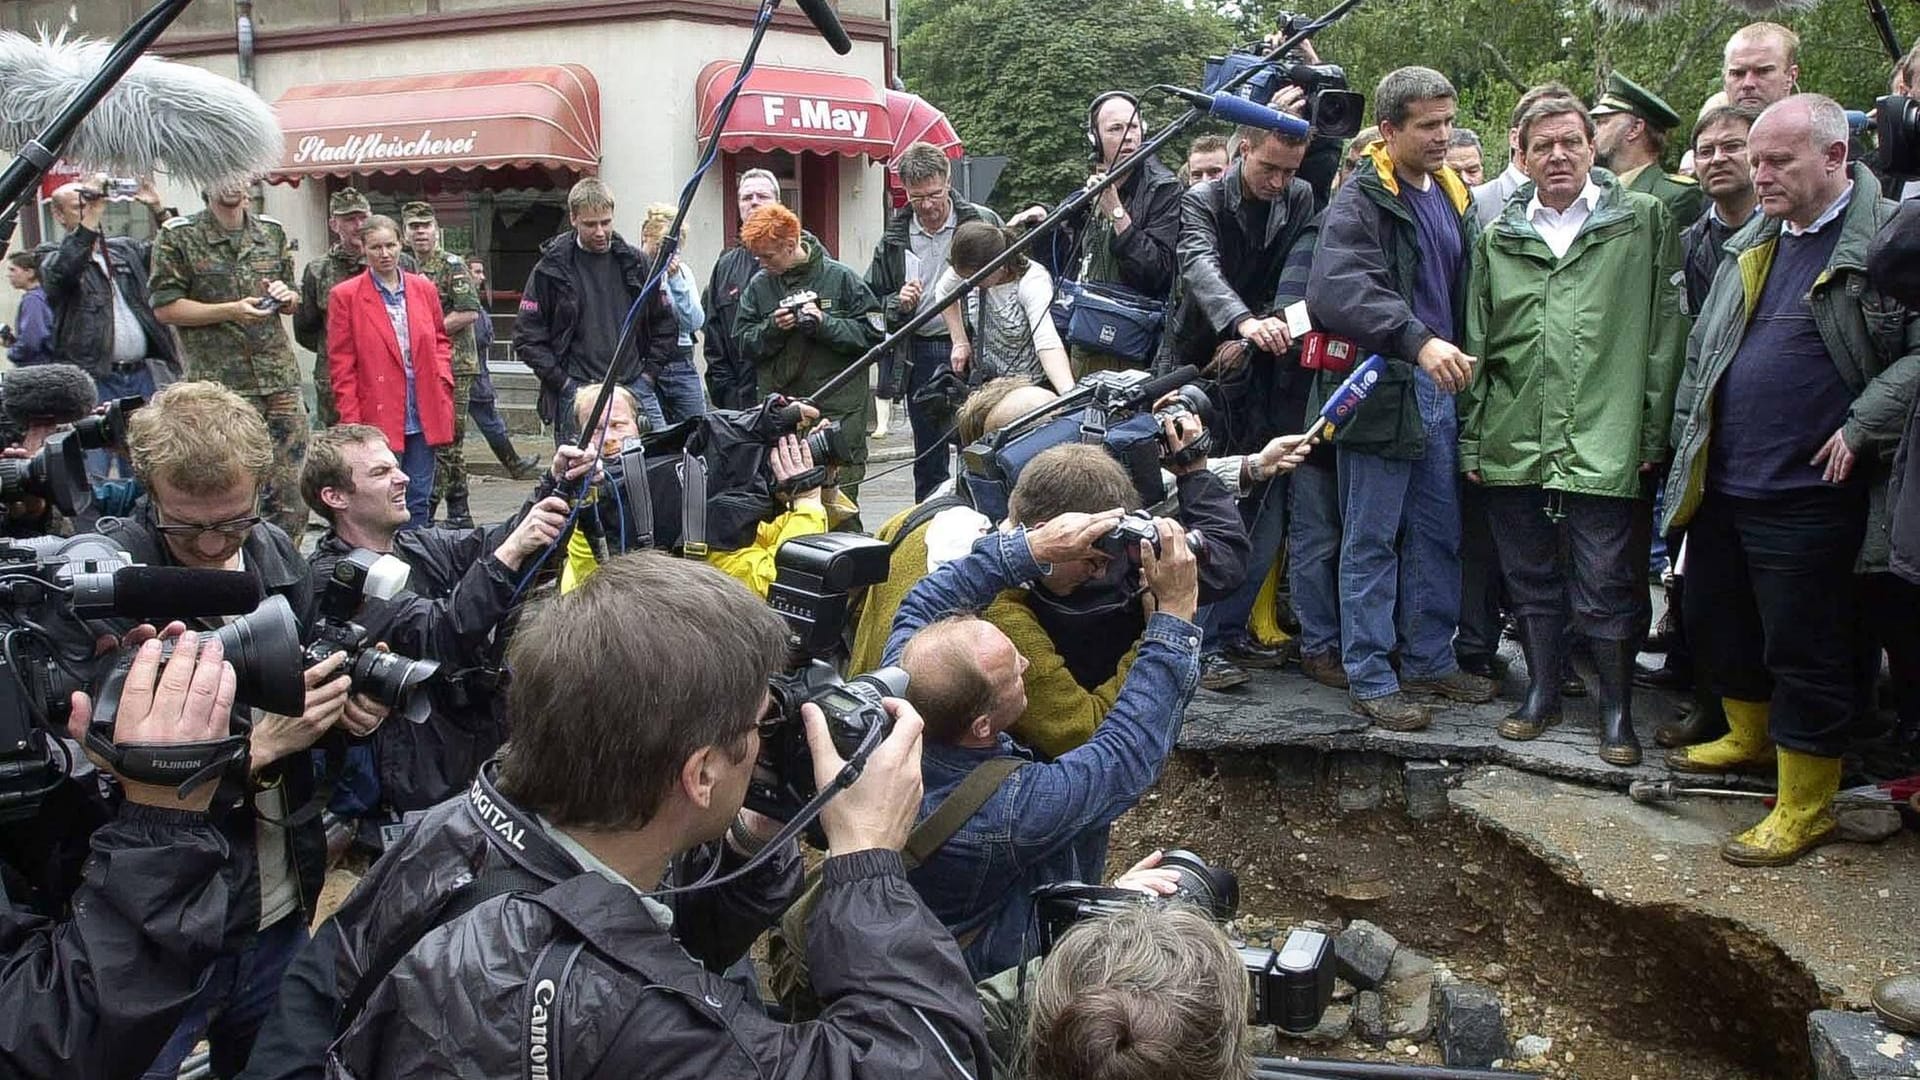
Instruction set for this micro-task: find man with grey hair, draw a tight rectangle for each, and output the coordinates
[865,142,1002,499]
[1662,93,1920,868]
[1473,82,1579,228]
[1445,128,1485,186]
[1462,93,1686,767]
[1305,65,1495,731]
[703,167,781,409]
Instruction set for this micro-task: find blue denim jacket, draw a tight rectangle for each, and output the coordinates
[883,529,1202,978]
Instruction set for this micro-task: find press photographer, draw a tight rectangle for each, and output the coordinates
[0,364,144,538]
[247,553,988,1080]
[0,628,239,1080]
[879,509,1202,976]
[93,381,393,1077]
[301,425,587,837]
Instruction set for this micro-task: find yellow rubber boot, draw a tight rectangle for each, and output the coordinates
[1720,749,1841,867]
[1665,697,1774,773]
[1249,559,1296,649]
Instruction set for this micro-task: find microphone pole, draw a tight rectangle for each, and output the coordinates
[803,0,1367,406]
[0,0,198,251]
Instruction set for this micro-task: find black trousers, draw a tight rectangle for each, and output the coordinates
[1457,478,1506,662]
[1484,486,1640,643]
[1858,571,1920,730]
[1682,487,1868,757]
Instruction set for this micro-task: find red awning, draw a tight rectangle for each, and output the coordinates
[696,61,892,159]
[269,65,599,181]
[884,91,962,159]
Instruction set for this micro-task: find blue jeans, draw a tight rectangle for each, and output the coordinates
[906,336,954,500]
[468,363,510,443]
[1289,458,1343,658]
[142,914,308,1079]
[1336,372,1463,699]
[1201,475,1290,653]
[401,431,436,530]
[86,364,157,480]
[653,348,709,426]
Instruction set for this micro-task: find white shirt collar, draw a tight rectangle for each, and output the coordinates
[1526,178,1601,222]
[909,205,956,239]
[1500,162,1528,187]
[1783,182,1854,237]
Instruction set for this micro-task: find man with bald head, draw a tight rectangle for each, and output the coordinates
[1662,94,1920,868]
[1723,23,1799,111]
[884,501,1201,977]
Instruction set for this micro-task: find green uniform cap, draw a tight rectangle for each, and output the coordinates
[328,187,371,216]
[1590,72,1682,132]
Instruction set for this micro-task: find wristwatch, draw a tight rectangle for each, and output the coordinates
[1111,205,1126,220]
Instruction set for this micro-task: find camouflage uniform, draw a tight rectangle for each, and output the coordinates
[402,202,484,526]
[149,208,310,541]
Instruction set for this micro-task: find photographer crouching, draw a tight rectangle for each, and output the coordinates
[250,553,987,1079]
[0,629,238,1079]
[300,425,587,843]
[95,381,393,1077]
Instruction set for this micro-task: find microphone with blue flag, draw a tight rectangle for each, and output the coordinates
[1309,354,1388,442]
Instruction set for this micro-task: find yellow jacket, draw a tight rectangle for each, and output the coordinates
[707,499,830,598]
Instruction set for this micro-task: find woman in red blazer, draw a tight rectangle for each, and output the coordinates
[326,215,455,528]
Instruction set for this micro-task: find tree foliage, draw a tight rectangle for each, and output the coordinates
[899,0,1236,212]
[901,0,1919,196]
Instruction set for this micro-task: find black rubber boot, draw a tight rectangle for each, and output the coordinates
[1500,616,1566,741]
[1589,637,1642,766]
[1655,690,1728,748]
[444,487,476,531]
[485,428,540,480]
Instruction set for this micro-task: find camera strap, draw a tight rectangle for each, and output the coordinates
[679,449,708,557]
[83,728,248,799]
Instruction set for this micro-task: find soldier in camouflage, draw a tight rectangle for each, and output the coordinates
[294,187,374,427]
[150,179,311,542]
[401,201,486,528]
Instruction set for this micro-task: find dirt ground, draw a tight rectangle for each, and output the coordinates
[1107,753,1822,1080]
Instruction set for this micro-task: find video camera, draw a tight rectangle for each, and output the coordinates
[72,395,143,453]
[1875,94,1918,178]
[0,534,297,821]
[0,430,91,516]
[1032,850,1335,1033]
[1201,13,1365,139]
[747,532,904,839]
[305,550,441,724]
[959,365,1212,524]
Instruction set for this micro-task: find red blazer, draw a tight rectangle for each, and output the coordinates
[326,270,456,449]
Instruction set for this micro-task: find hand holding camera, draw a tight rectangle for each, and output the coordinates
[770,434,823,503]
[774,290,823,333]
[805,697,925,856]
[1026,509,1127,568]
[1138,517,1200,622]
[1152,388,1211,475]
[66,627,236,813]
[248,650,352,775]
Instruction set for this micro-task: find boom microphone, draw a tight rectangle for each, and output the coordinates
[794,0,854,55]
[71,567,265,620]
[0,32,282,186]
[1164,87,1312,138]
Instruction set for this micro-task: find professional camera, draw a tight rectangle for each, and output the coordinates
[1032,850,1335,1034]
[0,430,91,516]
[779,289,822,330]
[304,549,441,723]
[71,396,143,452]
[960,366,1212,523]
[1151,382,1214,469]
[1201,31,1365,139]
[1878,94,1918,178]
[0,534,284,820]
[747,532,906,835]
[1093,509,1209,566]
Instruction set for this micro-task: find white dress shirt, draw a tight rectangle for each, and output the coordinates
[1526,178,1603,259]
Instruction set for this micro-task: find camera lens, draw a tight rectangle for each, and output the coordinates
[351,649,441,723]
[209,595,308,717]
[1157,849,1239,920]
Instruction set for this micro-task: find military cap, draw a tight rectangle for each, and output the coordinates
[401,201,437,225]
[1590,73,1682,132]
[328,187,371,216]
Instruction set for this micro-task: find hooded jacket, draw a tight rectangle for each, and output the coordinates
[1661,165,1920,574]
[291,764,987,1080]
[512,231,677,423]
[1305,143,1478,460]
[1460,171,1687,497]
[735,231,880,426]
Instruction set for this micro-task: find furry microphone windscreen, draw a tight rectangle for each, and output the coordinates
[1,365,99,428]
[1592,0,1819,17]
[0,32,282,187]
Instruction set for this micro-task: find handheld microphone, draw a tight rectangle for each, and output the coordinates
[71,567,265,620]
[0,32,283,186]
[1310,355,1388,441]
[793,0,854,55]
[1164,87,1311,138]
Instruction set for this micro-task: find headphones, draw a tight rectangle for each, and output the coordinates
[1086,91,1143,161]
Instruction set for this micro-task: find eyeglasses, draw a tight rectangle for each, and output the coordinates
[905,187,951,205]
[1694,139,1749,162]
[152,513,262,540]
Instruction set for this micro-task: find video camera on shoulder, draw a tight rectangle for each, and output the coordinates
[959,366,1213,524]
[1032,850,1334,1034]
[306,550,441,723]
[747,532,905,841]
[0,534,299,820]
[1201,13,1365,139]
